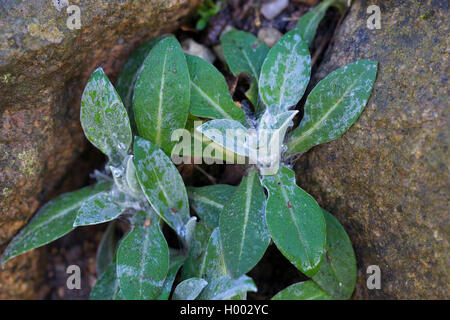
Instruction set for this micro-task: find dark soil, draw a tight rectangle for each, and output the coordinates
[44,0,343,300]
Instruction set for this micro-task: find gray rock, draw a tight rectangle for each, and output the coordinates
[0,0,200,299]
[257,27,283,47]
[260,0,289,20]
[295,0,449,299]
[213,44,226,65]
[181,38,216,63]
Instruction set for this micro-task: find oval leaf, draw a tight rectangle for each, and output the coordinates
[113,289,125,300]
[187,184,237,228]
[222,30,270,110]
[1,182,111,266]
[157,253,186,300]
[258,28,311,114]
[125,155,141,194]
[220,168,270,277]
[116,210,169,300]
[197,274,257,300]
[197,119,251,157]
[96,221,118,277]
[202,228,227,280]
[80,68,132,164]
[90,263,120,300]
[296,0,333,47]
[133,36,190,155]
[172,117,238,162]
[184,216,198,248]
[186,54,246,123]
[116,35,169,131]
[172,278,208,300]
[287,59,378,154]
[182,221,213,280]
[257,110,298,175]
[261,165,325,277]
[312,209,356,299]
[73,191,125,227]
[272,280,332,300]
[133,136,190,236]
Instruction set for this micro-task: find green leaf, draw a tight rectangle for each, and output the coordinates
[184,216,198,248]
[197,274,257,300]
[257,110,298,149]
[90,263,120,300]
[116,210,169,300]
[221,30,270,111]
[312,209,356,299]
[287,60,378,154]
[271,280,332,300]
[125,155,141,195]
[133,36,190,155]
[157,253,186,300]
[258,110,298,132]
[197,119,251,157]
[261,165,325,277]
[73,191,125,227]
[202,228,227,280]
[196,18,207,31]
[220,168,270,277]
[96,221,118,277]
[230,292,247,300]
[258,28,311,114]
[186,54,247,123]
[296,0,334,47]
[172,117,238,162]
[256,110,298,175]
[247,83,264,113]
[113,289,125,300]
[187,184,237,228]
[182,221,212,280]
[80,68,132,164]
[1,182,112,266]
[172,278,208,300]
[334,1,347,13]
[133,137,190,236]
[116,35,169,132]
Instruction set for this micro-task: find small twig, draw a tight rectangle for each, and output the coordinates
[229,76,239,96]
[236,0,254,20]
[332,5,351,39]
[284,152,304,167]
[180,25,199,33]
[281,16,302,22]
[311,34,331,67]
[194,165,217,184]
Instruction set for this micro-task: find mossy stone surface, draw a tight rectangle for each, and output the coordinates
[0,0,201,299]
[295,0,448,299]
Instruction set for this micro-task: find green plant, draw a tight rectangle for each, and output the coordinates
[195,0,223,31]
[1,2,377,300]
